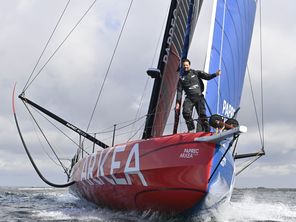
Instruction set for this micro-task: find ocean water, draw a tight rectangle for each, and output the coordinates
[0,187,295,222]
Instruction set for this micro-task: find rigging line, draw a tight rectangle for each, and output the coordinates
[84,0,134,134]
[105,111,176,142]
[103,110,180,141]
[22,101,70,177]
[151,1,169,68]
[128,1,172,138]
[30,103,90,155]
[30,115,63,168]
[104,115,146,133]
[247,66,263,146]
[115,114,146,130]
[217,0,227,114]
[101,126,142,142]
[235,154,262,176]
[129,2,169,138]
[23,0,98,92]
[22,0,71,93]
[88,112,147,134]
[236,153,259,168]
[129,78,149,139]
[232,133,239,156]
[129,51,160,137]
[102,107,174,142]
[128,122,145,141]
[14,109,75,188]
[95,114,147,135]
[23,101,71,176]
[130,42,159,138]
[13,85,74,187]
[144,108,178,131]
[209,135,238,183]
[259,0,265,150]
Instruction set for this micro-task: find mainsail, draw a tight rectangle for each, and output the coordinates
[205,0,257,119]
[143,0,203,139]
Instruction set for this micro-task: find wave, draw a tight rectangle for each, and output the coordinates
[1,187,296,222]
[200,191,296,222]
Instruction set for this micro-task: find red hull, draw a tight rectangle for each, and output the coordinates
[70,132,215,214]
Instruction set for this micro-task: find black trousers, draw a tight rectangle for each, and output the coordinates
[182,95,210,132]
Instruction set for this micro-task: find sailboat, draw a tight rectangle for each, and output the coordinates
[13,0,265,217]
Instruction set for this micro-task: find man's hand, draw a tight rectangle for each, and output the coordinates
[175,102,180,111]
[216,70,221,76]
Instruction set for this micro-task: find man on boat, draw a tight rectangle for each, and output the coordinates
[175,58,221,132]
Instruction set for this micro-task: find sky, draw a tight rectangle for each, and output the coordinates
[0,0,295,188]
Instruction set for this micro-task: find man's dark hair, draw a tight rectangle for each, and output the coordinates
[182,58,191,65]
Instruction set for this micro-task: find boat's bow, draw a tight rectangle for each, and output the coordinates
[69,126,247,215]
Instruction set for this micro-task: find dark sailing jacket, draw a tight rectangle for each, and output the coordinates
[176,69,218,103]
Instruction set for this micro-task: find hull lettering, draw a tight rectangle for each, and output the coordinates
[79,143,148,187]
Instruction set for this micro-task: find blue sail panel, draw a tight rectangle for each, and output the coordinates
[205,0,257,118]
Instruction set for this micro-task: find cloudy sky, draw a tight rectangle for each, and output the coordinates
[0,0,295,188]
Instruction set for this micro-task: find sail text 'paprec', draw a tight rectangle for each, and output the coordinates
[222,99,235,118]
[163,9,177,64]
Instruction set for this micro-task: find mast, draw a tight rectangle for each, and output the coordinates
[143,0,203,139]
[142,0,178,139]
